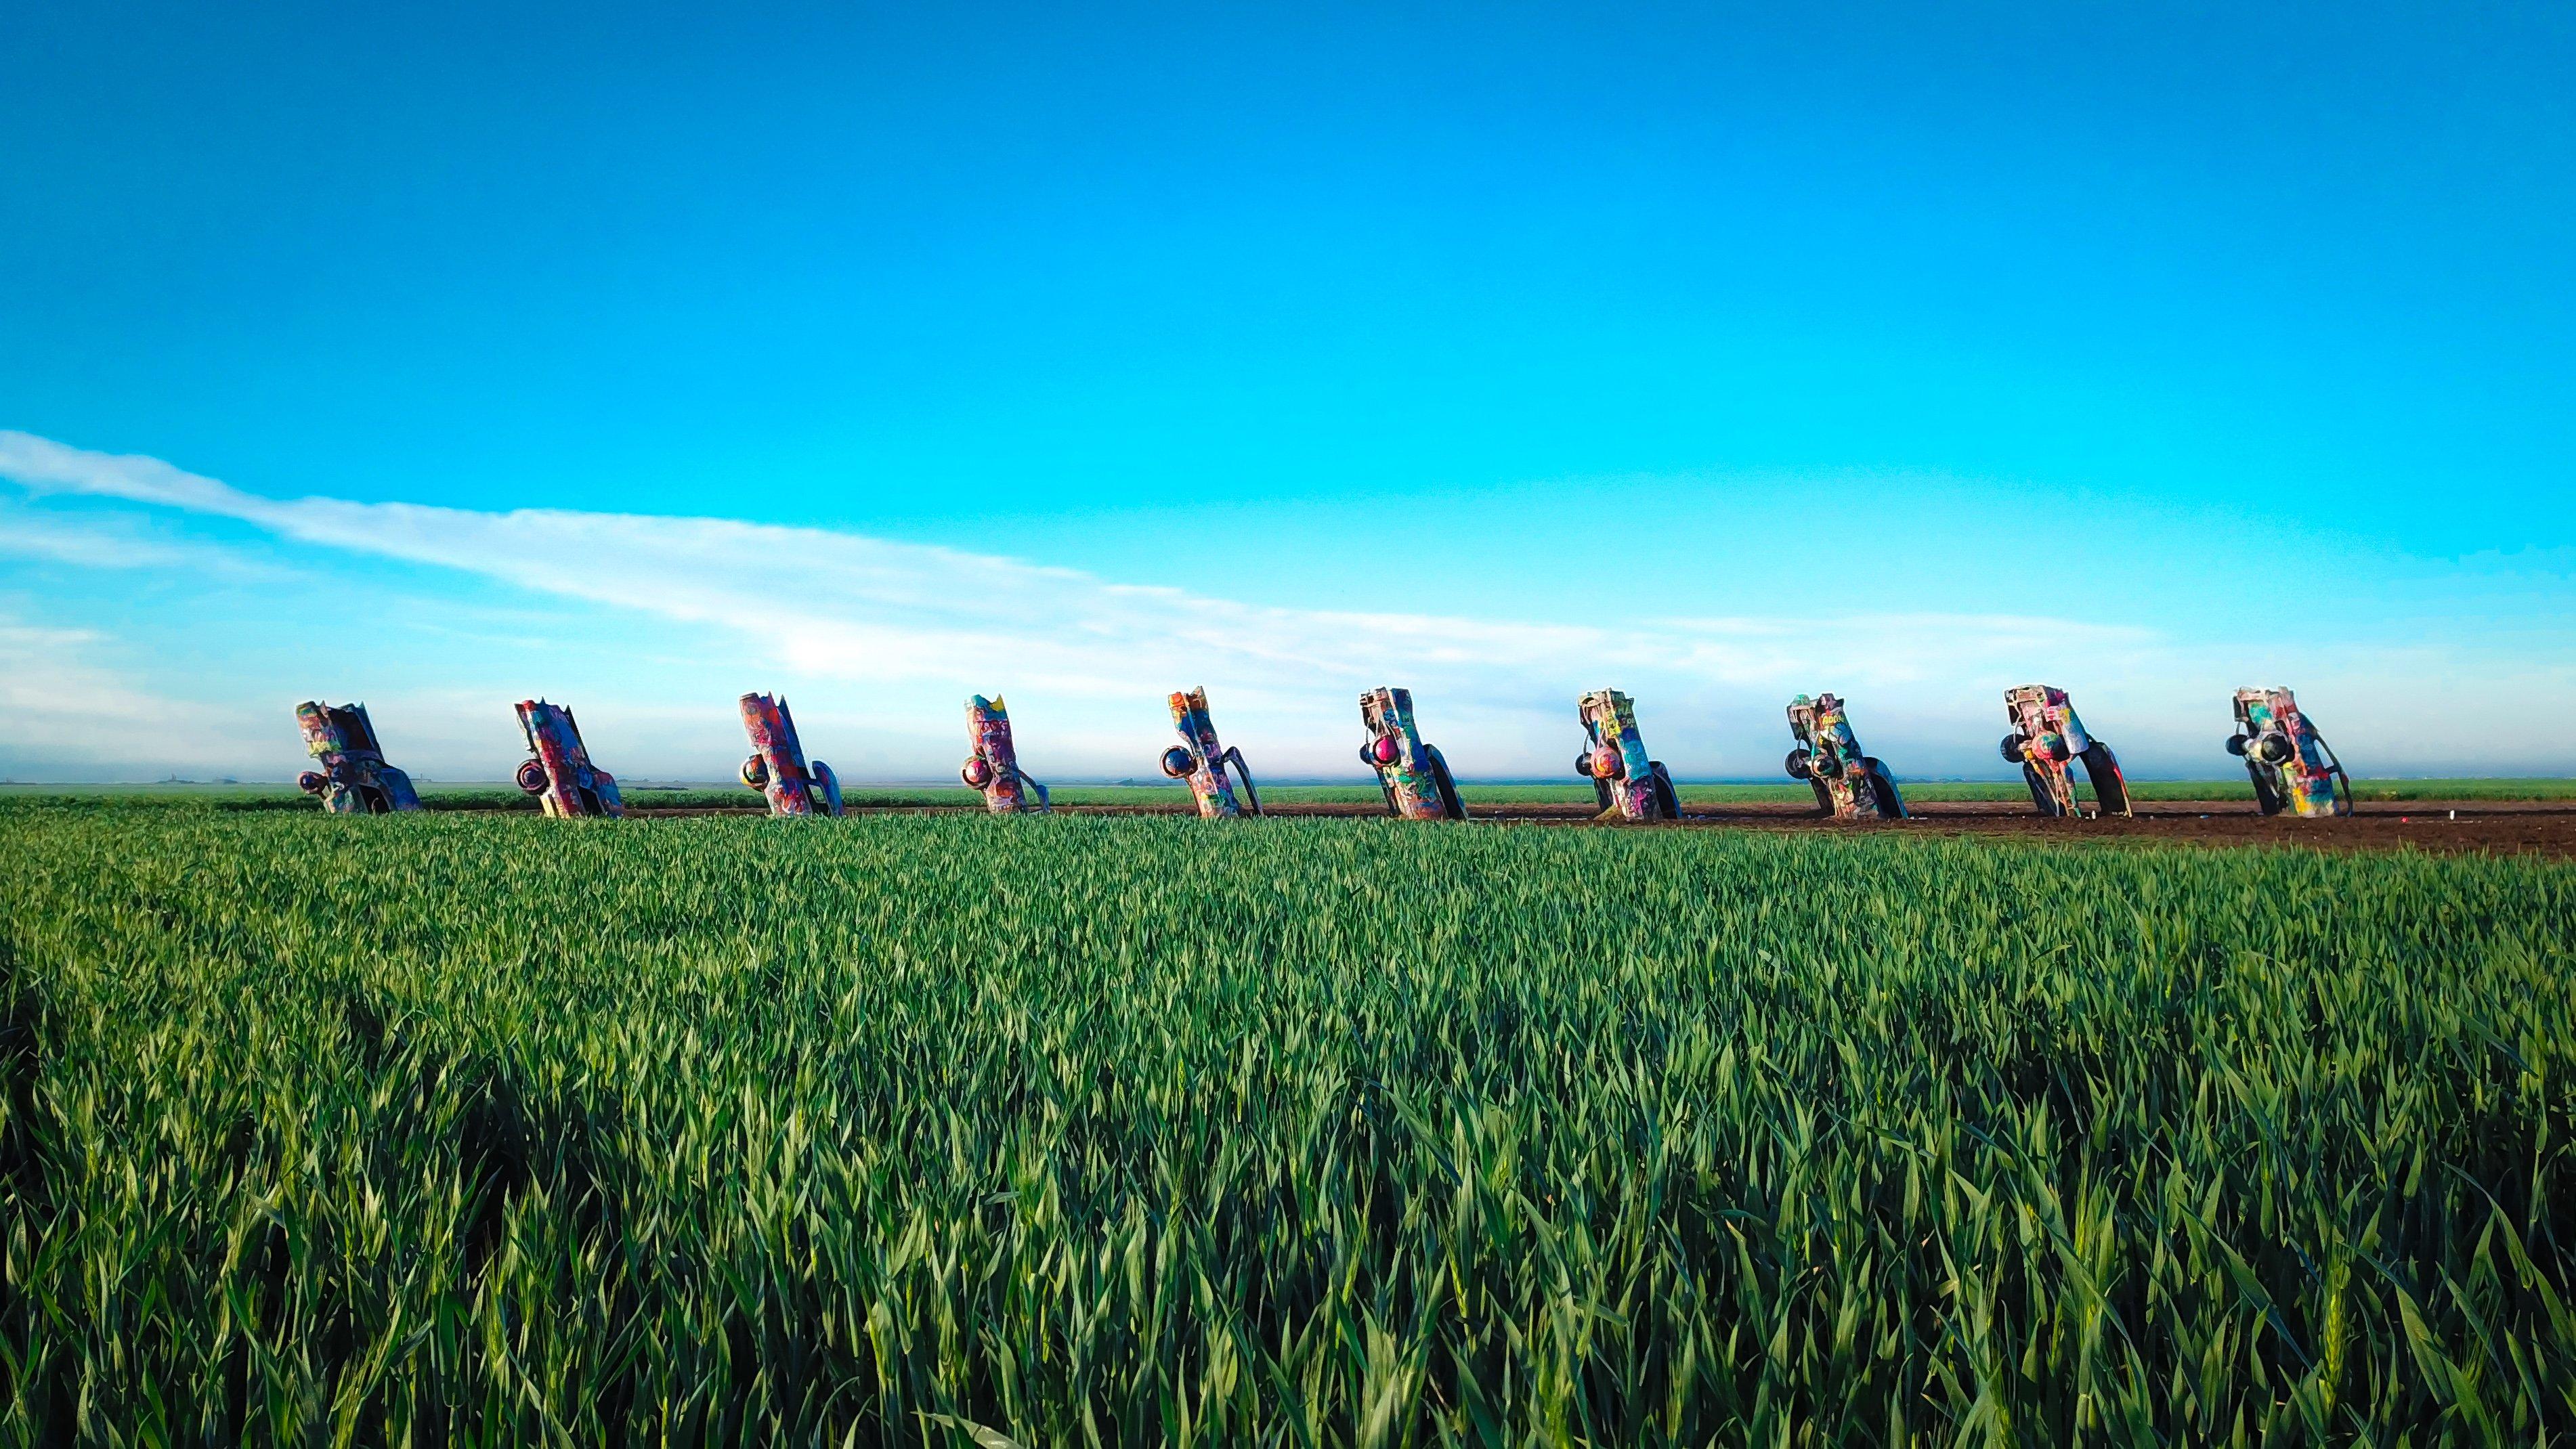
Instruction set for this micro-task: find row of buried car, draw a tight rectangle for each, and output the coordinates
[293,683,2353,823]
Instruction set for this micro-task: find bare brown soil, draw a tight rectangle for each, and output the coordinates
[1596,800,2576,859]
[615,798,2576,857]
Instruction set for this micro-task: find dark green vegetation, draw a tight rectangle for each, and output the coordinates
[1,800,2571,1443]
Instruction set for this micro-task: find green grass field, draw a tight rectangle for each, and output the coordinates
[1,799,2571,1442]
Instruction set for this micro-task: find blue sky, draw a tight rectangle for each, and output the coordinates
[3,1,2571,782]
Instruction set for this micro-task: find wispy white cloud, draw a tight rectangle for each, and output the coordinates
[0,498,293,578]
[5,429,2569,779]
[0,613,270,779]
[0,430,2147,700]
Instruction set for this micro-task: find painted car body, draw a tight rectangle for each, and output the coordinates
[1359,687,1465,820]
[1784,693,1904,819]
[2228,687,2349,817]
[1574,689,1677,821]
[738,692,842,817]
[962,695,1049,814]
[293,701,423,814]
[1163,687,1261,817]
[2000,684,2130,818]
[513,699,624,818]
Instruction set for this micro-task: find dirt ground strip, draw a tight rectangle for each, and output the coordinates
[620,798,2576,857]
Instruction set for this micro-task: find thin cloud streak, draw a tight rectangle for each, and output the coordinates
[0,431,2147,712]
[23,429,2560,780]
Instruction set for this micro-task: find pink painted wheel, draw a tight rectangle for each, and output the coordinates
[1369,736,1400,766]
[514,759,549,794]
[961,756,993,789]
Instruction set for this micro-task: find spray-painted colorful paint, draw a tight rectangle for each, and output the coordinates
[2000,685,2130,818]
[292,701,423,813]
[513,699,625,818]
[1163,687,1261,817]
[962,695,1049,814]
[2229,687,2350,818]
[1360,687,1464,820]
[1574,689,1677,821]
[1784,693,1905,819]
[738,692,843,817]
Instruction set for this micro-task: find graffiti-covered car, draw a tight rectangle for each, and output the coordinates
[513,699,624,818]
[2227,687,2350,817]
[293,700,423,814]
[962,695,1050,813]
[1784,693,1904,819]
[738,691,843,817]
[1999,685,2130,818]
[1359,687,1465,820]
[1574,689,1679,821]
[1162,687,1262,817]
